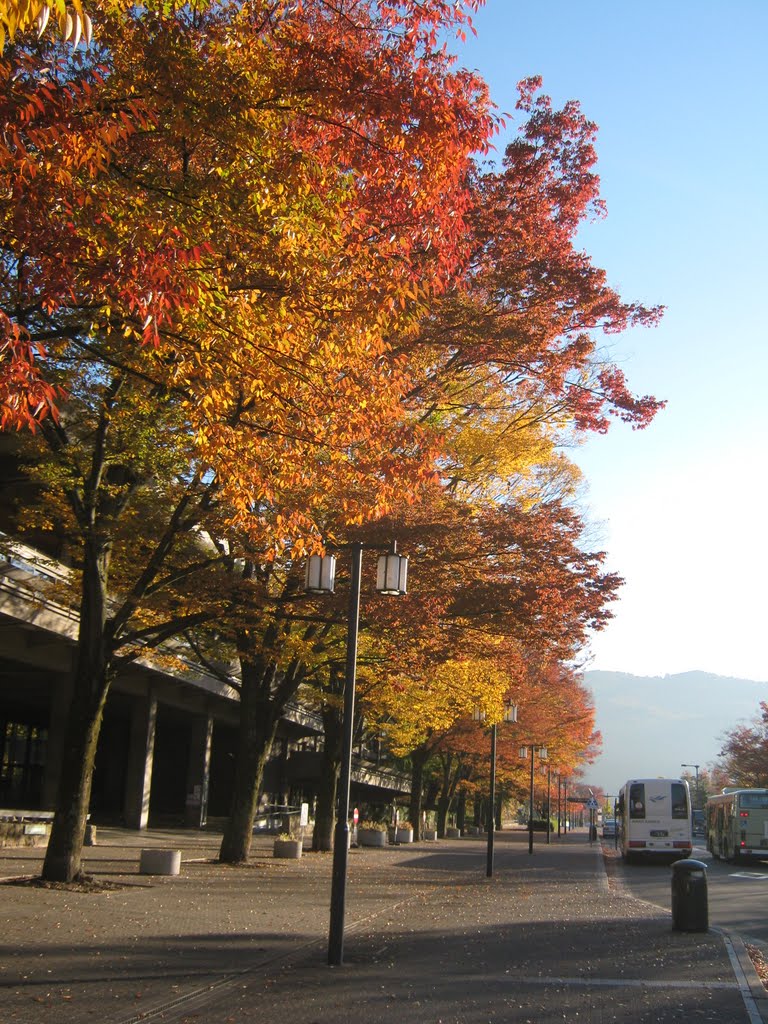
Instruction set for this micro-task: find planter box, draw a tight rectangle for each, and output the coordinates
[140,848,181,875]
[395,827,414,844]
[445,827,461,839]
[422,829,437,841]
[358,828,388,848]
[273,839,303,860]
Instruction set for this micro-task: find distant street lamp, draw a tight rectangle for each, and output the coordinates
[474,700,518,877]
[305,541,408,966]
[520,743,547,854]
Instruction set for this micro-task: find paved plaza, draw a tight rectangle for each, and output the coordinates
[1,828,766,1023]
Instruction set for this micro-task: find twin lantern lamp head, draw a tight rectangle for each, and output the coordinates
[303,545,409,597]
[519,745,548,760]
[472,703,518,725]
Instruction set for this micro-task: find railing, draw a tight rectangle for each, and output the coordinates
[252,804,302,834]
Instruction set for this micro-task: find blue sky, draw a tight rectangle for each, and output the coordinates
[455,1,768,683]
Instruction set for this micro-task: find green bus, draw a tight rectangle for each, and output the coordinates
[706,788,768,864]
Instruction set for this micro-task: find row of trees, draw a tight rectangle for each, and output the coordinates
[1,0,663,881]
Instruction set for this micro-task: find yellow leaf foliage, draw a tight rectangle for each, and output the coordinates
[377,659,514,757]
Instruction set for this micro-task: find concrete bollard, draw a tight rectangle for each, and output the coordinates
[139,848,181,876]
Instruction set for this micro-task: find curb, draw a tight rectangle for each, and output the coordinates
[600,842,768,1024]
[723,930,768,1024]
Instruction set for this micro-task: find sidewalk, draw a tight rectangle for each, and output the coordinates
[1,827,766,1023]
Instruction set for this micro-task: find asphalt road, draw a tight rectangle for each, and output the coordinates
[605,837,768,947]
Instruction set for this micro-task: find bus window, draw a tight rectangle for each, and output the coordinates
[671,783,688,819]
[629,783,646,819]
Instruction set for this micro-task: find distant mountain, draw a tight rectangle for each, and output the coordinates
[580,670,767,795]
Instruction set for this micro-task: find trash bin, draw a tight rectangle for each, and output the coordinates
[671,858,708,932]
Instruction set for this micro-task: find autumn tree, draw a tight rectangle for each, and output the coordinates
[715,703,768,789]
[2,5,666,883]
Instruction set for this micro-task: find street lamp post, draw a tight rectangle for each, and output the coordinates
[474,701,517,877]
[542,763,552,846]
[562,776,568,833]
[305,541,408,966]
[556,772,567,838]
[520,744,547,854]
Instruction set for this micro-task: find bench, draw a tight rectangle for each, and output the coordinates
[0,809,54,847]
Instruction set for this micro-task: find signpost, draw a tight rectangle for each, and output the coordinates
[586,797,598,843]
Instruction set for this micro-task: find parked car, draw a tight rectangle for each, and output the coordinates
[601,818,617,838]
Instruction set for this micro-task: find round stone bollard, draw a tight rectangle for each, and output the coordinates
[139,848,181,876]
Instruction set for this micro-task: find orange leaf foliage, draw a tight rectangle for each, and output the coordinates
[1,1,497,547]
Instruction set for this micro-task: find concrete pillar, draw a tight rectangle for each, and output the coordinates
[184,713,213,828]
[123,691,157,830]
[42,675,73,808]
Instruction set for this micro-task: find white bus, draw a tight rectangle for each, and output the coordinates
[707,788,768,863]
[617,778,692,863]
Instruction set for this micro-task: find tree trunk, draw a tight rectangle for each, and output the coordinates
[436,756,453,836]
[407,746,428,841]
[43,536,112,882]
[219,659,280,864]
[436,754,465,837]
[456,789,467,832]
[436,792,450,836]
[312,704,343,852]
